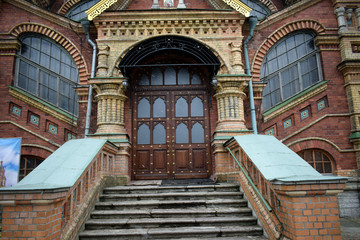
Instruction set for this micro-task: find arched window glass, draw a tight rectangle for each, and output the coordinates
[153,123,166,144]
[16,35,79,115]
[138,98,150,118]
[137,124,150,144]
[261,32,322,111]
[297,149,334,174]
[153,97,166,118]
[178,68,190,85]
[191,74,201,85]
[139,74,150,86]
[191,122,204,143]
[151,68,163,85]
[176,123,189,143]
[175,97,188,117]
[191,97,204,117]
[66,0,101,21]
[164,67,176,85]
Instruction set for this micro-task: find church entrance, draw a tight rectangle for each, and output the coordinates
[118,36,220,180]
[131,66,212,180]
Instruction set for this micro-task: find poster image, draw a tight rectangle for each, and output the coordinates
[0,138,21,187]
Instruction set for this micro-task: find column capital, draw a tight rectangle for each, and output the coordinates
[90,77,128,135]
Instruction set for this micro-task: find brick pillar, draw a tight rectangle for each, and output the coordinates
[273,181,346,240]
[212,75,252,180]
[0,192,66,240]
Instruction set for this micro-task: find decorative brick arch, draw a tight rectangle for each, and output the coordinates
[255,0,278,12]
[251,20,326,81]
[9,23,89,83]
[286,137,341,169]
[58,0,82,15]
[21,144,55,160]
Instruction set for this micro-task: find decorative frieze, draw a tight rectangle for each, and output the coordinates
[94,11,245,39]
[86,0,118,21]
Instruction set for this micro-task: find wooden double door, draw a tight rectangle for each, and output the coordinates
[132,88,211,180]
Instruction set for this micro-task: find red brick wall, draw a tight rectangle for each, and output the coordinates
[0,2,94,161]
[245,0,355,174]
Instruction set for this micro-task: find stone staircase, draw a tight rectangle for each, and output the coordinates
[78,182,267,240]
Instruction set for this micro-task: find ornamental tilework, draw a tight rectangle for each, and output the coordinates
[318,100,326,111]
[30,115,39,126]
[265,128,275,136]
[67,133,76,140]
[12,105,21,117]
[300,109,309,120]
[48,124,58,135]
[284,118,292,128]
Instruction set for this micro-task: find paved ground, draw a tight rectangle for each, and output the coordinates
[341,217,360,240]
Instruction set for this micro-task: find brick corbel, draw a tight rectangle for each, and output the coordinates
[0,37,21,55]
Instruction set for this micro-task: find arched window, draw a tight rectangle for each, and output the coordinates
[66,0,100,22]
[19,155,44,181]
[297,149,335,174]
[261,32,322,111]
[15,35,79,115]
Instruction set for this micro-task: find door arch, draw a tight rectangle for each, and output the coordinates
[119,36,220,180]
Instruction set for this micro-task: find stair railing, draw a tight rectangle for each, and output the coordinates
[226,146,283,240]
[61,145,117,239]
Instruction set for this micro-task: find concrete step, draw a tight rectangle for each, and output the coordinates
[79,226,264,240]
[85,216,258,230]
[90,207,253,219]
[99,191,243,202]
[103,183,240,194]
[79,182,265,239]
[94,198,248,210]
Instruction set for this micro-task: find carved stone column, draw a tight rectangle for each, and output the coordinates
[151,0,160,9]
[229,42,245,74]
[177,0,186,9]
[355,8,360,31]
[334,7,347,32]
[213,75,250,134]
[90,78,128,135]
[97,44,110,76]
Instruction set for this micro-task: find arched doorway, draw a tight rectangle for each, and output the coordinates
[119,36,220,180]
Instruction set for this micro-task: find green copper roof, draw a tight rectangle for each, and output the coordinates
[0,139,107,191]
[229,135,347,183]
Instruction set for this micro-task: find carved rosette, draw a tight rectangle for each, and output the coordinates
[90,78,128,134]
[214,75,249,131]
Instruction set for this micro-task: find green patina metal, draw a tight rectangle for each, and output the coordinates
[226,146,272,212]
[226,135,347,183]
[349,131,360,139]
[0,139,108,191]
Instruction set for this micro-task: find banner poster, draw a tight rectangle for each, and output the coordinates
[0,138,21,187]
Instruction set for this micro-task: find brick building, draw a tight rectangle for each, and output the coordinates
[0,0,359,239]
